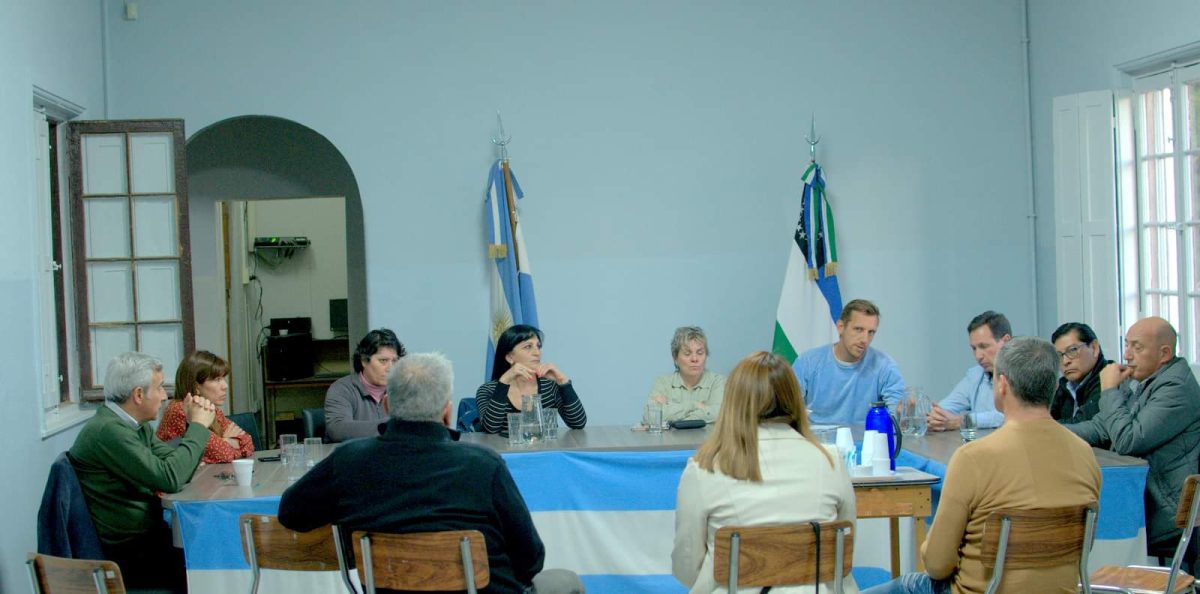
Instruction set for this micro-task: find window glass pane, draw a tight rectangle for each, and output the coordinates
[135,260,180,321]
[81,134,127,195]
[1190,155,1199,222]
[84,197,131,258]
[133,196,178,257]
[87,262,134,323]
[1191,224,1200,293]
[1146,293,1181,328]
[1192,298,1200,361]
[1140,157,1177,223]
[1187,80,1198,151]
[139,324,183,384]
[90,326,135,386]
[129,133,174,194]
[1140,89,1175,155]
[1141,226,1180,292]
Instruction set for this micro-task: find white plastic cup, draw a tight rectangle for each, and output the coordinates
[835,427,854,454]
[233,459,254,486]
[871,457,890,476]
[861,430,879,466]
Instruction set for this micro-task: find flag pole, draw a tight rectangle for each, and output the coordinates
[805,113,821,163]
[492,111,521,271]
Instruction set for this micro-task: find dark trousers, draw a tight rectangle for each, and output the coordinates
[102,524,186,593]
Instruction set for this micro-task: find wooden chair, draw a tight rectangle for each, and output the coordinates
[1090,475,1200,594]
[712,521,854,594]
[239,514,357,594]
[978,504,1101,594]
[351,529,489,594]
[26,553,126,594]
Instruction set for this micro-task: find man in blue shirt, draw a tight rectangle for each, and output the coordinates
[927,311,1011,431]
[793,299,906,424]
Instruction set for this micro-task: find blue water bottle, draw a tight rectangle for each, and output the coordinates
[864,399,901,471]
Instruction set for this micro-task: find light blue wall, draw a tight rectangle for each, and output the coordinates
[103,0,1035,426]
[0,1,107,592]
[1027,0,1200,336]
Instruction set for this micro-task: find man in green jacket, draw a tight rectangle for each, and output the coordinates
[69,352,216,592]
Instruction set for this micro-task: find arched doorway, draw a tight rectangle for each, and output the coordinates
[186,115,366,419]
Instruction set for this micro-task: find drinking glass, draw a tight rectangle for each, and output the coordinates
[520,395,543,442]
[303,437,323,467]
[959,412,978,442]
[278,434,298,464]
[284,443,306,481]
[507,413,527,446]
[647,404,664,434]
[540,409,559,440]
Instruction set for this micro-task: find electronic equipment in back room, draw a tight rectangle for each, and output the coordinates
[265,317,314,381]
[254,236,310,267]
[329,298,348,337]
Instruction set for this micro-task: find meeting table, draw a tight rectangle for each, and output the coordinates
[162,424,1148,593]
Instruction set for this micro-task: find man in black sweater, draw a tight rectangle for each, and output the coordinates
[278,352,582,594]
[1049,322,1111,425]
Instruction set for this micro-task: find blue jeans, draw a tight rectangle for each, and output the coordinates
[861,572,952,594]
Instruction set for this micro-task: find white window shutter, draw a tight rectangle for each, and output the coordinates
[1052,90,1121,351]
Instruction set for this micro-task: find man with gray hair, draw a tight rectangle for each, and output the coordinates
[69,351,217,592]
[280,352,584,593]
[863,337,1100,594]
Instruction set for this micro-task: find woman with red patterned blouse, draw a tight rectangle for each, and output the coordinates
[156,350,254,464]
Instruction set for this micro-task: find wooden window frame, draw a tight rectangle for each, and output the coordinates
[67,119,195,400]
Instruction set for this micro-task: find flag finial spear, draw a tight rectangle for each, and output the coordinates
[491,110,512,163]
[805,114,821,162]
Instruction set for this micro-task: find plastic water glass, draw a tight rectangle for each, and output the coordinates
[278,434,298,465]
[647,405,664,434]
[540,409,559,440]
[520,395,543,442]
[960,412,978,442]
[507,413,527,446]
[303,437,323,467]
[284,443,306,481]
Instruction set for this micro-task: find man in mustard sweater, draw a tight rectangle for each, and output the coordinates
[863,337,1101,594]
[69,352,216,592]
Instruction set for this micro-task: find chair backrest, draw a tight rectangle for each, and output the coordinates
[979,505,1097,594]
[713,521,854,590]
[1162,474,1200,594]
[352,529,490,594]
[228,412,263,451]
[239,514,357,594]
[456,398,479,433]
[26,553,126,594]
[37,452,105,560]
[301,408,326,442]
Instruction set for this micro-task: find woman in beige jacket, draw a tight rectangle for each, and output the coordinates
[672,350,859,594]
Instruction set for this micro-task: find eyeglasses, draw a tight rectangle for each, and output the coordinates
[1056,343,1089,361]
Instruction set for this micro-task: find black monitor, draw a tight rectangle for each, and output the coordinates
[329,298,348,336]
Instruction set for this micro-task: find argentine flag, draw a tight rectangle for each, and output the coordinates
[773,162,843,363]
[485,159,539,379]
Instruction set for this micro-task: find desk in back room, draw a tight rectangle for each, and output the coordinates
[259,338,350,446]
[163,424,1148,593]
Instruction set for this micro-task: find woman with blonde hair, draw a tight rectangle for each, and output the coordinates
[156,350,254,464]
[672,351,858,593]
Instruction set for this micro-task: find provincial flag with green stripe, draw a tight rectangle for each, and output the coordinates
[772,162,844,364]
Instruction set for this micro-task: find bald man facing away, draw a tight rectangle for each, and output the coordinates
[1066,317,1200,560]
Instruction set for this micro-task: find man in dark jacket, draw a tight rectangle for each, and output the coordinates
[1066,317,1200,559]
[279,352,582,594]
[1050,322,1111,424]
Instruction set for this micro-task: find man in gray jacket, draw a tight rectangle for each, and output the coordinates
[1066,316,1200,560]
